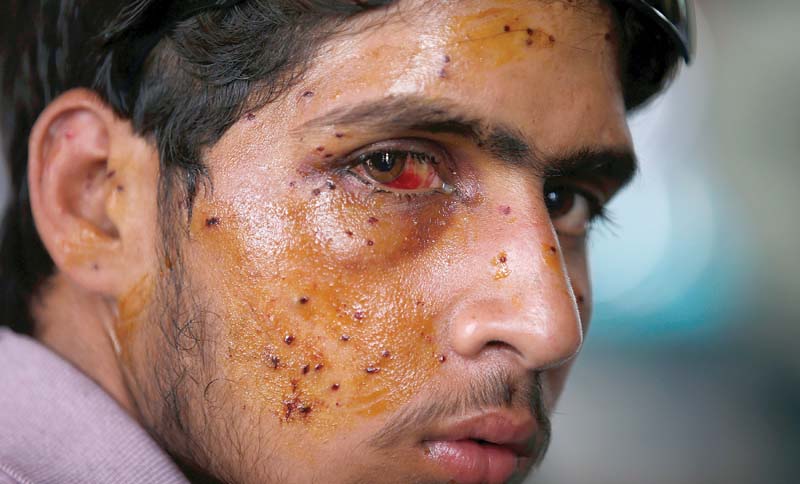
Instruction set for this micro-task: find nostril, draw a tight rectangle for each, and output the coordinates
[485,340,516,352]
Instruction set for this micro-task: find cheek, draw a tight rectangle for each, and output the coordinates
[189,184,461,435]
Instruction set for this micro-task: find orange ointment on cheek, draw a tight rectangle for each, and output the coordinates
[191,186,454,436]
[115,274,155,365]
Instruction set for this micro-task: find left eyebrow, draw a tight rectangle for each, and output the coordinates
[543,147,638,192]
[298,95,637,189]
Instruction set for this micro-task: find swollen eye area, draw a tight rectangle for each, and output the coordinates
[359,150,443,192]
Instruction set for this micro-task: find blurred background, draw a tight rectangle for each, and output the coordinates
[1,1,797,483]
[536,1,800,483]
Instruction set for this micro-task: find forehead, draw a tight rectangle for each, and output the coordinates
[289,0,630,154]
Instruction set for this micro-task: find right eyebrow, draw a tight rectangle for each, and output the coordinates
[297,94,537,169]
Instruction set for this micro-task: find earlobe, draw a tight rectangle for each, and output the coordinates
[28,89,138,296]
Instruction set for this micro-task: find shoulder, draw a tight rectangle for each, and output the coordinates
[0,328,189,484]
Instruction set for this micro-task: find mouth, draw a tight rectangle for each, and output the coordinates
[421,411,537,484]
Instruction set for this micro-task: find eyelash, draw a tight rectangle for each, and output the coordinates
[576,186,608,222]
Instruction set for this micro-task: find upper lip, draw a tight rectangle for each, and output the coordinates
[422,411,538,457]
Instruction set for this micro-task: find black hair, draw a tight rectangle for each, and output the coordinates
[0,0,396,334]
[0,0,680,335]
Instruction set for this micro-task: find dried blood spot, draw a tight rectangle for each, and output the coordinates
[331,383,340,391]
[503,25,511,32]
[299,296,310,305]
[345,230,354,237]
[284,401,294,419]
[284,398,311,419]
[493,251,511,280]
[302,364,310,375]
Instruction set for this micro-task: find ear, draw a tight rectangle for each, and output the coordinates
[28,88,159,297]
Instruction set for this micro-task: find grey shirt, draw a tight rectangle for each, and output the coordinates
[0,328,188,484]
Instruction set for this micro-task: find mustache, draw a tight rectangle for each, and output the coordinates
[369,367,552,464]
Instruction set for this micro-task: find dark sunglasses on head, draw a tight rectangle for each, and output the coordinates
[617,0,694,61]
[102,0,694,111]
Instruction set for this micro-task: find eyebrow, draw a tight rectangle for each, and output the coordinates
[299,95,637,189]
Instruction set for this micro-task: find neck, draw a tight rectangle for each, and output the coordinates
[32,272,138,417]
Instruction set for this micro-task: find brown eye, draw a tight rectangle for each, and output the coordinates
[362,151,407,184]
[544,186,576,219]
[544,183,603,237]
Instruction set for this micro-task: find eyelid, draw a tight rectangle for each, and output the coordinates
[337,138,452,171]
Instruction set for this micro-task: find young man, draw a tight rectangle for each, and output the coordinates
[0,1,692,483]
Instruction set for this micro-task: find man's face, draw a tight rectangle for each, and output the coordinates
[116,1,632,482]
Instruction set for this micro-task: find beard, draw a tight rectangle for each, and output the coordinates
[115,225,552,484]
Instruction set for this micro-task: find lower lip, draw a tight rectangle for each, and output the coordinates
[424,439,520,484]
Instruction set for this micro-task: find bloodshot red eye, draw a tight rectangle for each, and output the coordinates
[354,149,448,193]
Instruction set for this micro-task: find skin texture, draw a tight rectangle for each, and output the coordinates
[28,1,634,483]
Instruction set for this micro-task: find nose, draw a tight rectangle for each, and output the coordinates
[448,238,583,372]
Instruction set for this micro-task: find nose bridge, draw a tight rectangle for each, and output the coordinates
[447,214,583,371]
